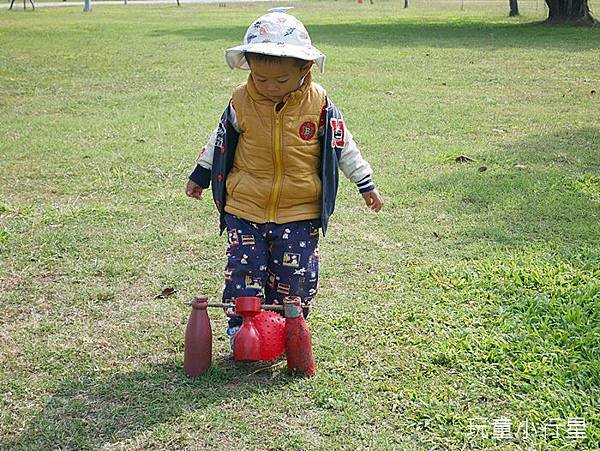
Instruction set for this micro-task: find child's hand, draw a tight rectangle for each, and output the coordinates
[185,180,204,200]
[361,189,383,212]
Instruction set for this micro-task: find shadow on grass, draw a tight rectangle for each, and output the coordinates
[410,127,599,248]
[6,356,291,449]
[149,20,600,51]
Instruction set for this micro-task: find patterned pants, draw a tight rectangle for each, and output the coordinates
[222,214,320,328]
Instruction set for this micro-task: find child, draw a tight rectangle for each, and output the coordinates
[186,9,383,339]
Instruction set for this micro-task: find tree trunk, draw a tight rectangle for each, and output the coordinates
[544,0,598,25]
[509,0,520,16]
[404,0,409,8]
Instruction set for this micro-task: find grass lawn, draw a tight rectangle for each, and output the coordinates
[1,0,598,449]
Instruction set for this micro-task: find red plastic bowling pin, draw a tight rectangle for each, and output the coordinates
[184,295,212,377]
[284,296,316,377]
[233,297,262,361]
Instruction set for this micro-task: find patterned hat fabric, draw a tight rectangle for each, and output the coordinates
[225,11,326,73]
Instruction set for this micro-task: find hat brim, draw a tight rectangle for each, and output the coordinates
[225,42,326,73]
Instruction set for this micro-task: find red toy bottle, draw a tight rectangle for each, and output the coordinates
[284,296,316,377]
[233,297,262,361]
[184,295,212,377]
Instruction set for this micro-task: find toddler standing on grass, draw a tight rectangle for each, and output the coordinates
[185,9,383,343]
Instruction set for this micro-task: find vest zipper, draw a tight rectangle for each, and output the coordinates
[267,103,286,222]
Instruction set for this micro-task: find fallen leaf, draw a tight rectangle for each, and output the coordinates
[455,155,475,163]
[156,287,176,299]
[385,91,394,96]
[492,128,507,135]
[514,163,527,169]
[478,166,487,172]
[136,138,146,143]
[433,231,441,240]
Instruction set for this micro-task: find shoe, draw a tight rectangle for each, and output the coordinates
[226,325,241,351]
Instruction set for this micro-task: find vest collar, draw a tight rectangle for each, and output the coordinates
[246,71,313,106]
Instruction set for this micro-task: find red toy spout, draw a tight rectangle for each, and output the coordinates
[184,295,212,377]
[233,297,262,361]
[284,297,316,377]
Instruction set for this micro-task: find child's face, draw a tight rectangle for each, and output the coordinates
[248,58,311,103]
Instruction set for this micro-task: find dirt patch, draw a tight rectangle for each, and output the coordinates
[1,271,62,294]
[0,274,24,293]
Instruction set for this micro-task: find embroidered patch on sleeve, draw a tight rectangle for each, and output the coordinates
[215,122,226,152]
[330,118,345,149]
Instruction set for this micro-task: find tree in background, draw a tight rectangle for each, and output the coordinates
[509,0,520,16]
[545,0,597,25]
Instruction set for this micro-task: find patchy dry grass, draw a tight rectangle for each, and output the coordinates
[1,1,598,449]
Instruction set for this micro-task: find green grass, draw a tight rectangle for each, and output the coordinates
[1,1,599,449]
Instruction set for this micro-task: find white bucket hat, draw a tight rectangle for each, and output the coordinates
[224,9,326,73]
